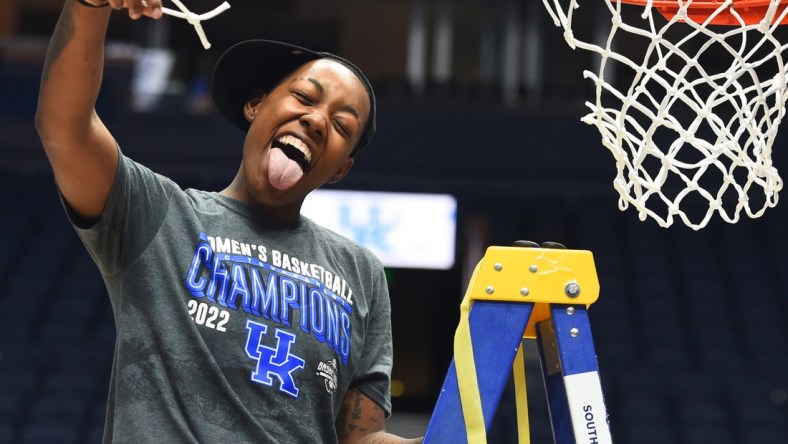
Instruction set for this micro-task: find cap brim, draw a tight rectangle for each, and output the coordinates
[210,40,321,132]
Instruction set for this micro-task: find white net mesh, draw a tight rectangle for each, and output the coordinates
[160,0,231,49]
[542,0,788,229]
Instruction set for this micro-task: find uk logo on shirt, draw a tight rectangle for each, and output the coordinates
[245,319,305,397]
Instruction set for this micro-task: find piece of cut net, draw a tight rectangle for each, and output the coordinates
[542,0,788,229]
[160,0,231,49]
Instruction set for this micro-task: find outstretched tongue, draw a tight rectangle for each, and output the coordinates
[268,147,304,190]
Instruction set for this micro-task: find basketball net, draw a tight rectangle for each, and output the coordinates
[157,0,231,49]
[542,0,788,229]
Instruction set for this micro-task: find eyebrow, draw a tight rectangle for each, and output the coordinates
[294,76,361,120]
[305,77,324,94]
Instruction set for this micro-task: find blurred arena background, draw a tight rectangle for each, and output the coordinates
[1,1,787,443]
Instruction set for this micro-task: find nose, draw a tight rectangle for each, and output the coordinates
[299,111,327,140]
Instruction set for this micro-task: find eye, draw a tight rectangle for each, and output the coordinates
[293,90,315,106]
[332,119,350,138]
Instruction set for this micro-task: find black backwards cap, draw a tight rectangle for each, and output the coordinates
[210,40,377,155]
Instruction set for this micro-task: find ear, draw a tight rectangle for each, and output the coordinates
[243,94,266,123]
[327,158,355,184]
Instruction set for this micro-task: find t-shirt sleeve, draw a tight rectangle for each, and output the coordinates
[352,264,394,417]
[63,150,176,277]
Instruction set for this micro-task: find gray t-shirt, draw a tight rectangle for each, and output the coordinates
[68,153,393,443]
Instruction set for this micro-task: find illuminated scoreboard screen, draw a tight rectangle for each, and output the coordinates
[301,189,457,270]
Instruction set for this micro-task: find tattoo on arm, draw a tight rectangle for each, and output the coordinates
[352,389,363,420]
[42,4,76,87]
[337,389,386,441]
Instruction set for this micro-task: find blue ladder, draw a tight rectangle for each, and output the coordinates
[423,243,612,444]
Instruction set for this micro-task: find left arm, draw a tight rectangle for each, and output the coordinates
[336,388,423,444]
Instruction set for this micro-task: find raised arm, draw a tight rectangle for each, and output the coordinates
[35,0,162,220]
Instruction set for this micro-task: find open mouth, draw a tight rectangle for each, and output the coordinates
[272,135,311,172]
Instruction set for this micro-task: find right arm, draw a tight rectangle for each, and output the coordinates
[35,0,162,221]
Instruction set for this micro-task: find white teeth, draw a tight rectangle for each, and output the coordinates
[277,135,312,163]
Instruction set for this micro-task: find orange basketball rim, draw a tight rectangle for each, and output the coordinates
[618,0,788,25]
